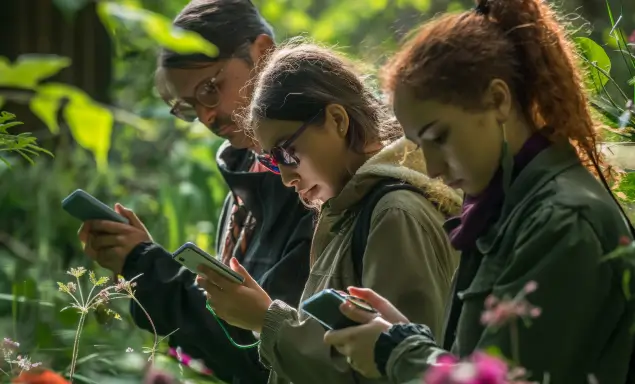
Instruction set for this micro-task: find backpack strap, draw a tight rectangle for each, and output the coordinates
[350,179,425,285]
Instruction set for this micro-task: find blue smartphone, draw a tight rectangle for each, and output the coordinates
[301,289,376,330]
[62,189,128,224]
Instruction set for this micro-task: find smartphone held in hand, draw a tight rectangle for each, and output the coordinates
[301,288,376,330]
[62,189,128,224]
[173,242,244,284]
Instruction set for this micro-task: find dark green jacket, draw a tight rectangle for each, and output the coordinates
[384,143,635,383]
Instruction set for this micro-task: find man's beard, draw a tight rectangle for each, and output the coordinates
[209,115,234,136]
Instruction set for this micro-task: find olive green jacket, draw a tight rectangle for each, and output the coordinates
[387,143,635,383]
[259,138,462,384]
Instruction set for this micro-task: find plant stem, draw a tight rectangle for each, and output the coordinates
[510,320,520,366]
[69,313,87,382]
[66,291,83,309]
[129,294,158,363]
[86,285,98,305]
[0,366,10,377]
[75,276,84,306]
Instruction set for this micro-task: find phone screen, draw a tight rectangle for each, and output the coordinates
[173,244,244,284]
[301,289,362,330]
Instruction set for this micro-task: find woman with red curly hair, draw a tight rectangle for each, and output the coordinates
[324,0,635,382]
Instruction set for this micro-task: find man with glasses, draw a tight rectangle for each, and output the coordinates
[78,1,313,383]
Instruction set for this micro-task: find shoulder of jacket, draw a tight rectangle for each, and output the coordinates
[371,189,446,226]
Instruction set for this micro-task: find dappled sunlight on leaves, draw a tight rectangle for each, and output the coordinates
[98,2,218,58]
[0,55,71,90]
[576,37,612,91]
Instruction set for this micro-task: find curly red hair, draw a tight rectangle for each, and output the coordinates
[383,0,603,172]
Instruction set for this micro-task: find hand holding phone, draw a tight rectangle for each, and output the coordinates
[62,189,128,224]
[173,242,244,284]
[301,289,377,330]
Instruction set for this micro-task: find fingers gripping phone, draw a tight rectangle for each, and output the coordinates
[62,189,129,224]
[301,289,376,330]
[172,242,244,284]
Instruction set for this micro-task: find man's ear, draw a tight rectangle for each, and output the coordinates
[251,34,275,65]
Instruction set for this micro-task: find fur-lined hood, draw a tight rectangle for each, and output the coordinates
[326,137,462,216]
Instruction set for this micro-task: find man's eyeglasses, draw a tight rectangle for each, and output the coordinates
[256,110,323,174]
[169,66,225,122]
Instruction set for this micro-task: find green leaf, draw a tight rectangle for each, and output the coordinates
[483,345,505,359]
[0,55,71,89]
[623,269,632,300]
[30,90,62,134]
[98,2,218,58]
[575,37,612,92]
[0,110,17,124]
[64,96,113,172]
[34,83,113,170]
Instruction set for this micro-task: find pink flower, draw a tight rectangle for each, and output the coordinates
[480,281,541,328]
[423,352,508,384]
[522,281,537,294]
[143,368,176,384]
[619,235,631,246]
[629,30,635,44]
[424,354,459,383]
[3,338,20,350]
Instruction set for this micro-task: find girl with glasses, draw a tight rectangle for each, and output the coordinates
[194,39,463,384]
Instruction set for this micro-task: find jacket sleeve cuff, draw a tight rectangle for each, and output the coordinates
[375,323,435,376]
[258,299,297,368]
[121,241,155,279]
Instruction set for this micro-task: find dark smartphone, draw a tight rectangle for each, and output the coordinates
[301,289,376,330]
[62,189,128,224]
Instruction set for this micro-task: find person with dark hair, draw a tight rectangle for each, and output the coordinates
[194,40,462,384]
[78,1,313,383]
[323,1,635,383]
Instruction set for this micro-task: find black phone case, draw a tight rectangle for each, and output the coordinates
[301,289,361,330]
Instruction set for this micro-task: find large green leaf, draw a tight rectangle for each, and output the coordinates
[0,55,71,89]
[31,83,113,170]
[575,37,612,92]
[97,2,218,58]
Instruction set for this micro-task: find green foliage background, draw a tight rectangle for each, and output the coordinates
[0,0,633,382]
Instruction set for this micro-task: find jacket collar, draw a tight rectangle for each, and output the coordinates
[502,141,580,215]
[476,141,581,255]
[216,141,271,222]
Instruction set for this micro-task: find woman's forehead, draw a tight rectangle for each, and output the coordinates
[255,119,302,150]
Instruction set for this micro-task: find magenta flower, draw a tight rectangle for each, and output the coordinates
[480,281,541,328]
[423,352,508,384]
[143,368,177,384]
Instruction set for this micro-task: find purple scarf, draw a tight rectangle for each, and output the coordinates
[449,133,551,251]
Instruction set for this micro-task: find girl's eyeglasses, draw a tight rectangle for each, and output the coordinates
[169,66,225,122]
[256,110,323,174]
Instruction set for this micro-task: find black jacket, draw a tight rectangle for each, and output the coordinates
[122,142,313,383]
